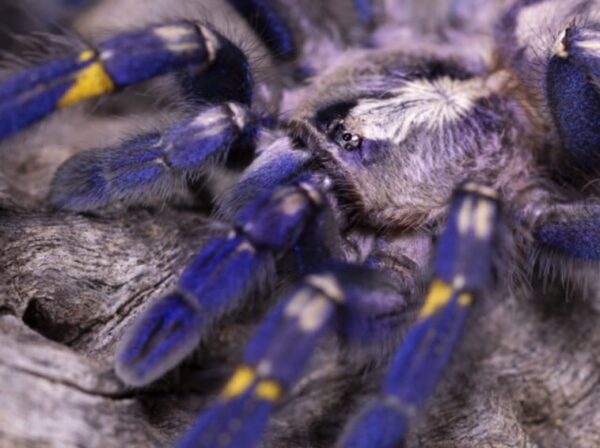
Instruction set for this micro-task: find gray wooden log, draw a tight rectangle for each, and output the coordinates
[0,2,599,443]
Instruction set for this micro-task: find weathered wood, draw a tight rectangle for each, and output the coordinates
[0,1,598,446]
[1,152,599,448]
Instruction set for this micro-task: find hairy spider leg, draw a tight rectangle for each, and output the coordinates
[0,20,253,140]
[353,0,375,26]
[177,271,339,448]
[178,261,405,448]
[225,0,296,60]
[547,25,600,172]
[533,203,600,262]
[50,102,257,211]
[216,136,312,219]
[225,0,374,62]
[116,181,325,386]
[337,183,500,448]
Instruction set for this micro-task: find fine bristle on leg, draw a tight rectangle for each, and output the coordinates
[338,183,500,448]
[115,181,325,386]
[0,21,255,140]
[49,103,256,211]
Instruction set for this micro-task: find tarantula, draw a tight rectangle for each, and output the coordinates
[1,0,599,446]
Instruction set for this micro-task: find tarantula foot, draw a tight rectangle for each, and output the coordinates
[180,261,405,448]
[116,181,325,385]
[50,102,257,211]
[547,25,600,172]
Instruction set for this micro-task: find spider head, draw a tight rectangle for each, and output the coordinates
[290,51,531,230]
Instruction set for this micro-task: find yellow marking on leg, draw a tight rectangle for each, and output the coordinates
[255,379,283,401]
[58,54,115,108]
[221,366,256,398]
[419,279,454,318]
[78,50,95,62]
[458,292,473,307]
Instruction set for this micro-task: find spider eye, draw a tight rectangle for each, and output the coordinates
[314,101,363,151]
[325,118,363,151]
[546,26,600,171]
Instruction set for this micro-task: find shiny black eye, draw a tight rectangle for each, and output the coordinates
[326,118,362,151]
[314,101,364,151]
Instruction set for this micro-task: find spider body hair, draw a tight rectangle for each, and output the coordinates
[1,1,600,447]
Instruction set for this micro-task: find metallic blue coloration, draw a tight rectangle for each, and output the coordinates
[535,206,600,261]
[116,235,262,385]
[182,261,412,448]
[116,181,324,386]
[0,55,84,100]
[178,394,274,448]
[98,22,210,87]
[116,294,204,386]
[340,185,499,447]
[236,184,320,250]
[546,53,600,171]
[165,105,256,171]
[218,147,309,218]
[353,0,374,26]
[0,54,85,139]
[178,235,262,313]
[50,133,164,210]
[0,21,233,140]
[226,0,296,60]
[110,164,165,192]
[0,81,71,140]
[50,156,110,210]
[182,268,343,448]
[340,403,409,448]
[243,285,336,386]
[50,104,255,211]
[166,125,233,170]
[383,296,469,406]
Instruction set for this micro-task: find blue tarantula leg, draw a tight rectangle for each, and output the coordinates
[225,0,296,60]
[547,26,600,172]
[178,262,403,448]
[216,136,312,219]
[353,0,375,26]
[0,21,251,140]
[178,272,340,448]
[338,183,501,448]
[116,181,325,386]
[50,103,256,211]
[533,203,600,262]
